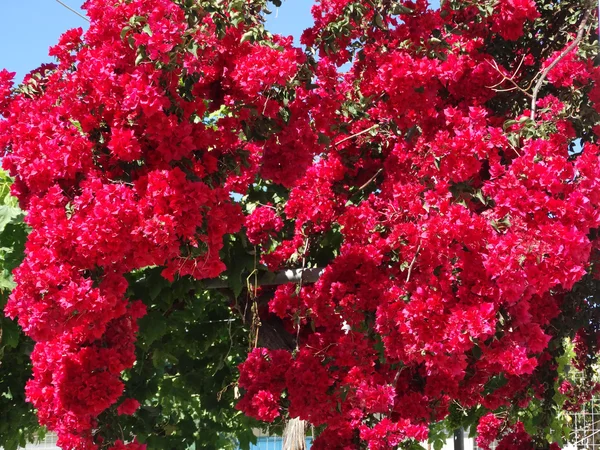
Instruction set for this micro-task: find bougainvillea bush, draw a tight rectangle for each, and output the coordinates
[2,0,600,448]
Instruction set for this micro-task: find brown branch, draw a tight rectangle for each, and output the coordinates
[334,124,379,147]
[358,168,383,191]
[406,244,421,283]
[530,6,592,121]
[486,56,533,98]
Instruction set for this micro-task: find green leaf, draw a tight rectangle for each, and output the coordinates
[373,13,385,30]
[0,318,20,349]
[0,206,22,235]
[120,25,132,41]
[240,30,254,43]
[138,312,168,350]
[0,275,16,291]
[317,133,331,145]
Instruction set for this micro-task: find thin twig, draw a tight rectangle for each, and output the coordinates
[405,244,421,283]
[492,86,522,93]
[334,124,379,146]
[295,236,311,352]
[530,6,592,120]
[486,57,533,98]
[212,312,235,376]
[262,91,272,115]
[55,0,90,22]
[512,53,527,81]
[393,365,405,386]
[307,342,338,356]
[486,58,521,88]
[358,168,383,191]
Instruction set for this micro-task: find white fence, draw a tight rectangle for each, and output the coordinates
[20,434,57,450]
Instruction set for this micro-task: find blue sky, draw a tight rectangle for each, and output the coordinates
[266,2,313,42]
[0,0,438,81]
[0,1,313,81]
[0,2,88,81]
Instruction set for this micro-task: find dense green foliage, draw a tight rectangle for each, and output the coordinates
[0,173,263,449]
[0,170,39,450]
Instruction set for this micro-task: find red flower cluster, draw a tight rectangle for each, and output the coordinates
[0,0,301,447]
[2,0,600,449]
[117,399,141,416]
[236,348,291,422]
[492,0,540,41]
[476,413,503,450]
[245,204,284,246]
[235,1,600,449]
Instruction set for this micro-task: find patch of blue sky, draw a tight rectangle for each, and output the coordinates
[0,2,88,82]
[1,1,441,82]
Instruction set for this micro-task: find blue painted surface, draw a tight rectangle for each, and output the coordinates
[247,437,312,450]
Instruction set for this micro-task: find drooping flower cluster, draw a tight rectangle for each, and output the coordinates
[0,0,305,447]
[476,413,503,450]
[234,1,600,449]
[245,204,284,246]
[2,0,600,449]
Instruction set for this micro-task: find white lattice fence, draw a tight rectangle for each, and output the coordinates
[568,395,600,450]
[21,434,58,450]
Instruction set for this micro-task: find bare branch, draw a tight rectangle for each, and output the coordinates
[406,244,421,283]
[486,57,533,98]
[530,7,592,120]
[358,168,383,191]
[334,124,379,147]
